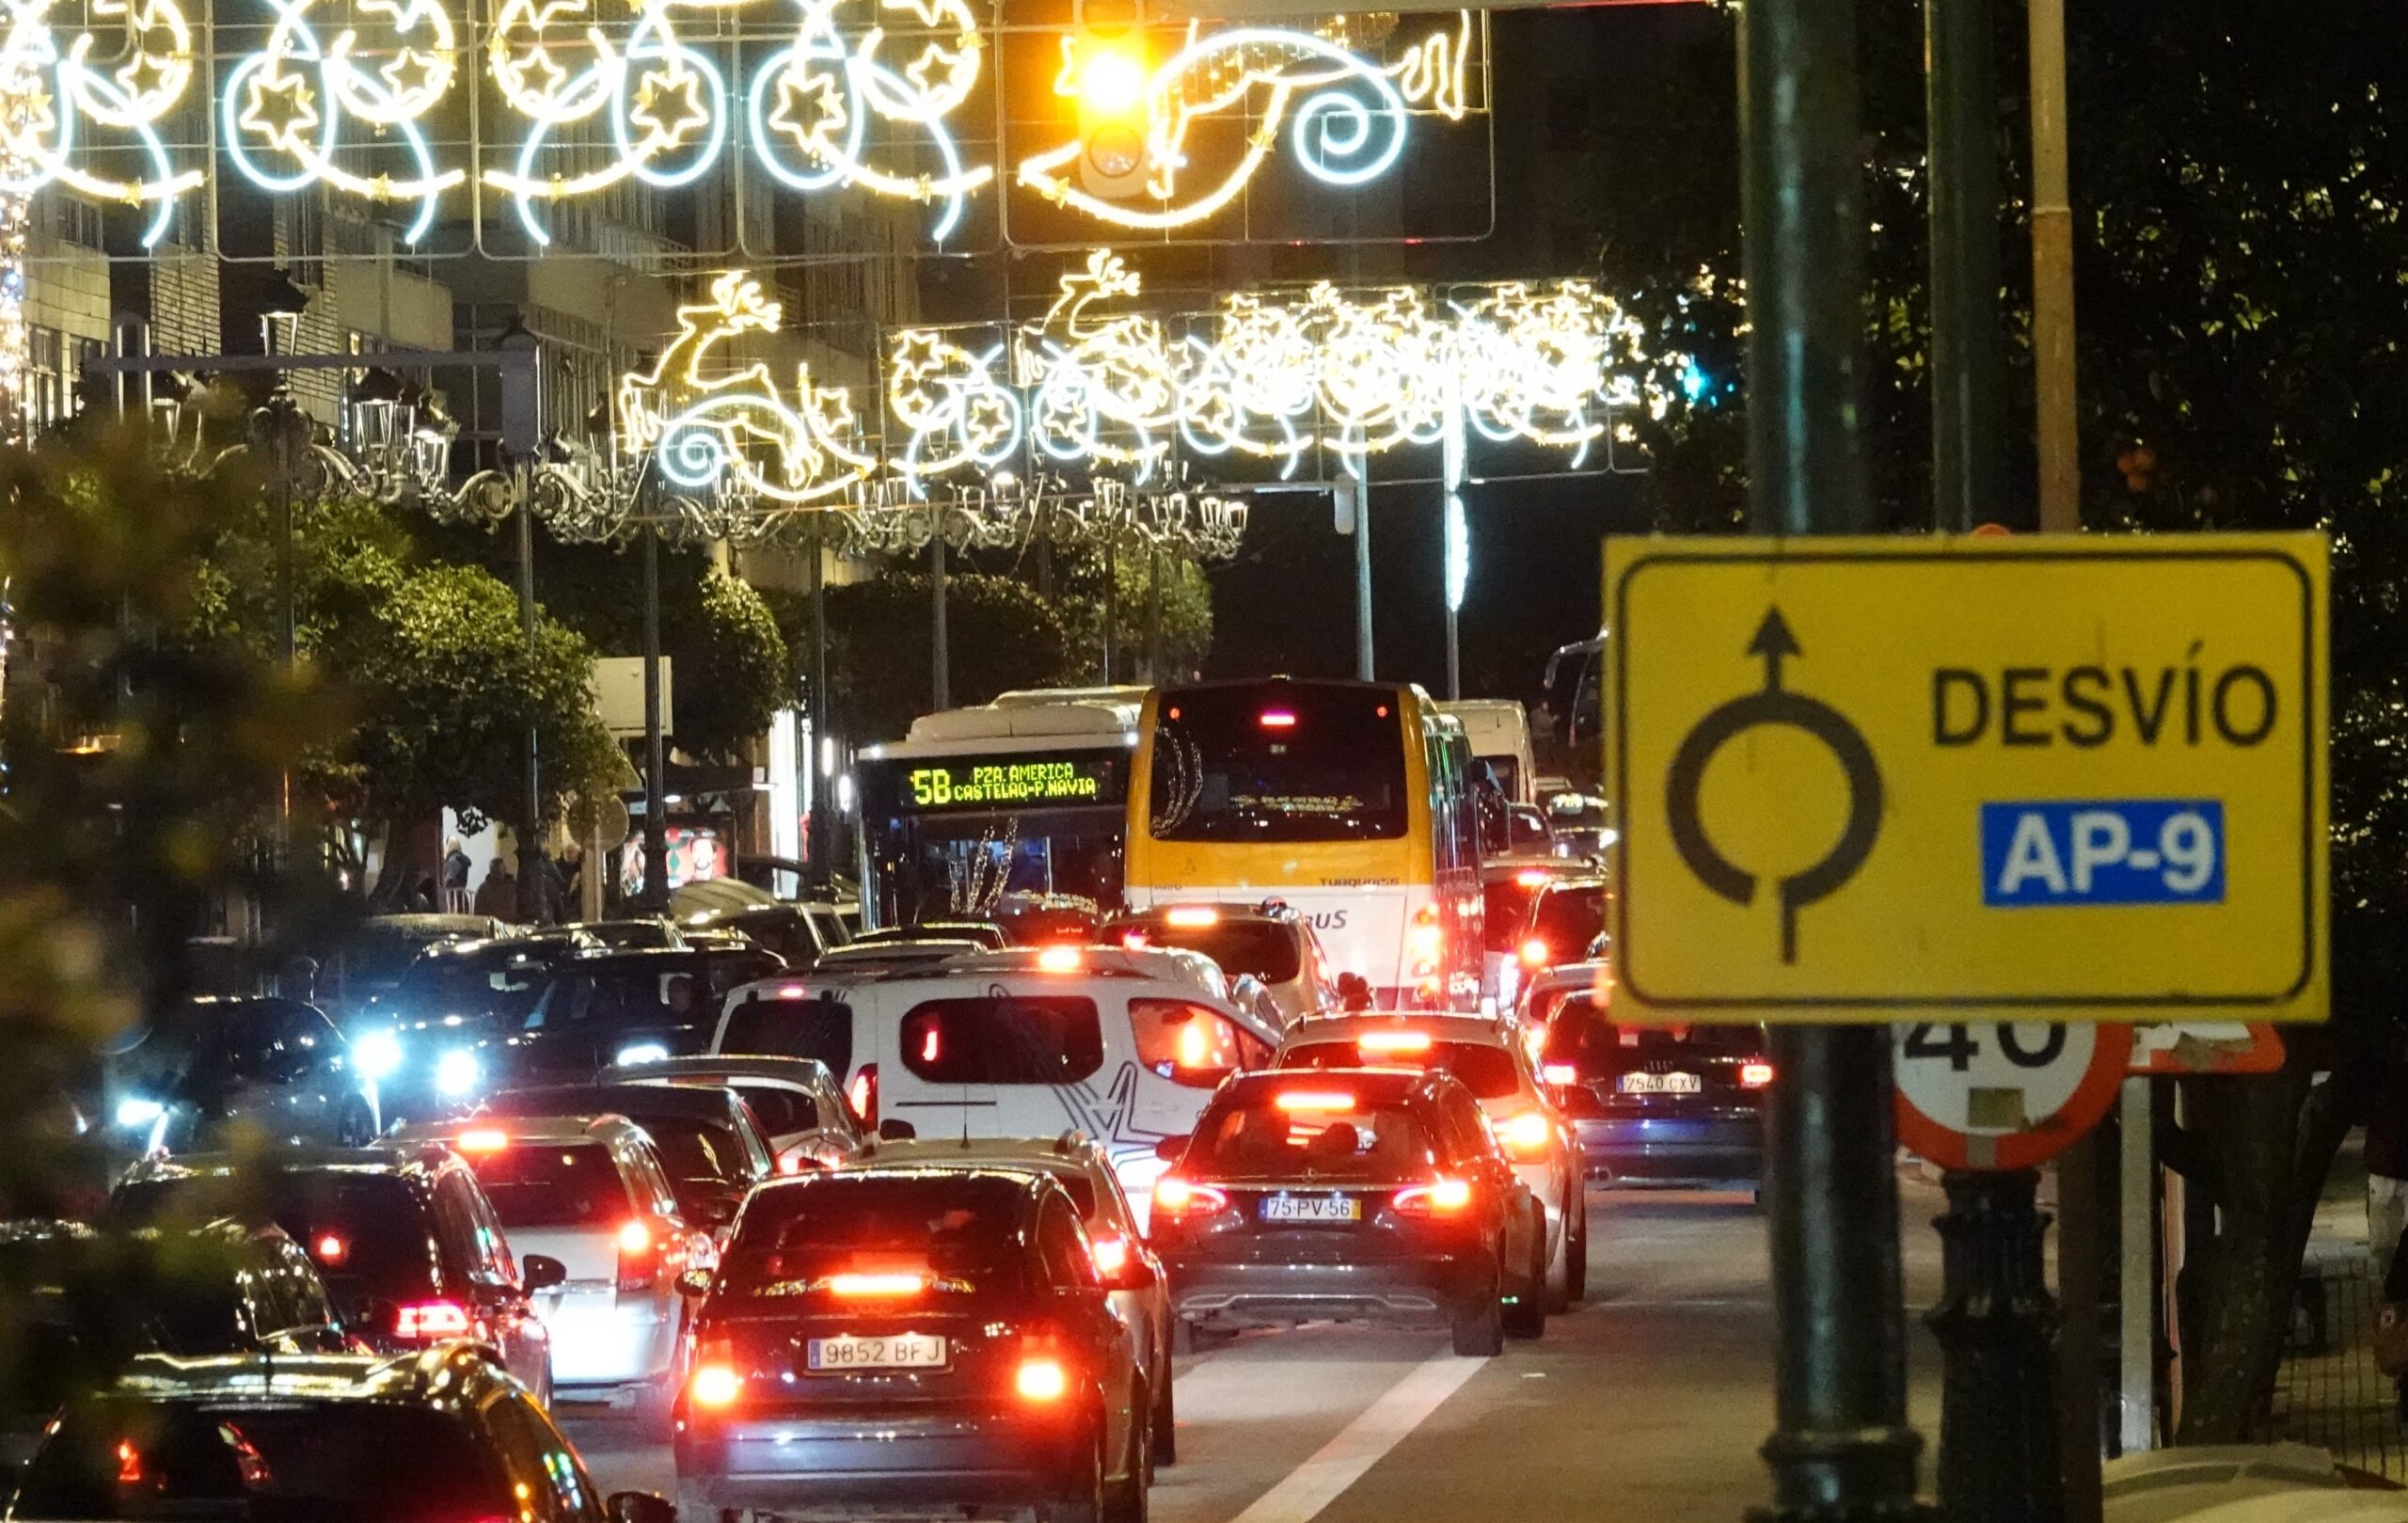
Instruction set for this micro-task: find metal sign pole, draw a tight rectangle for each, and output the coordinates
[1736,0,1925,1510]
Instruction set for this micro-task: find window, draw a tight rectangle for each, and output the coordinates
[1188,1092,1434,1182]
[482,1393,602,1523]
[1528,884,1608,963]
[1435,1089,1497,1165]
[717,1176,1028,1297]
[898,996,1103,1086]
[731,1083,817,1135]
[624,1141,683,1219]
[111,1174,445,1307]
[1129,998,1264,1087]
[1035,1196,1094,1290]
[448,1167,519,1286]
[1116,916,1302,984]
[1149,685,1409,843]
[433,1171,511,1288]
[718,996,852,1072]
[461,1144,635,1230]
[1279,1039,1520,1101]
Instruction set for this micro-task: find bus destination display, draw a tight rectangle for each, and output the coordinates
[904,754,1126,811]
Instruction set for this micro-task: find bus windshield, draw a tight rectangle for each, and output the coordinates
[1149,686,1408,843]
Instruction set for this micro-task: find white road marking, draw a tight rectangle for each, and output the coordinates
[1222,1351,1486,1523]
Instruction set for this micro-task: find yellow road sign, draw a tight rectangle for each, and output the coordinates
[1606,533,2326,1023]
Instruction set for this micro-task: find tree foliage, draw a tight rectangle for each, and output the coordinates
[799,572,1076,744]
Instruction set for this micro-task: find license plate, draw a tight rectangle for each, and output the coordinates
[1621,1071,1703,1095]
[1262,1195,1362,1223]
[805,1334,947,1372]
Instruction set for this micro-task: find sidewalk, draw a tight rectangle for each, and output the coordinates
[2265,1137,2406,1480]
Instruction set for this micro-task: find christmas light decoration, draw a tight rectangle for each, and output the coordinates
[0,0,203,247]
[614,268,879,506]
[1016,12,1472,232]
[220,0,466,244]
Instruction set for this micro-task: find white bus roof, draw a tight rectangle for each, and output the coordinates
[860,690,1144,760]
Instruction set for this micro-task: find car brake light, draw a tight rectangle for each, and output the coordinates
[394,1300,472,1340]
[1542,1063,1577,1087]
[1089,1233,1130,1277]
[456,1128,509,1153]
[848,1064,878,1126]
[1121,931,1149,949]
[1165,905,1220,928]
[1513,869,1550,888]
[1493,1111,1552,1156]
[1151,1178,1228,1217]
[776,983,810,999]
[1036,945,1083,973]
[1740,1061,1776,1088]
[1275,1090,1355,1111]
[117,1440,141,1484]
[1259,710,1296,729]
[689,1361,743,1408]
[921,1026,942,1063]
[1357,1030,1432,1055]
[828,1272,927,1297]
[313,1233,348,1264]
[1519,939,1550,968]
[617,1221,660,1293]
[1016,1356,1069,1401]
[1393,1177,1474,1214]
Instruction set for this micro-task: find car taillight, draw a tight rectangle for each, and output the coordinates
[1089,1233,1131,1277]
[848,1064,879,1127]
[1492,1110,1552,1157]
[1152,1178,1228,1218]
[828,1272,927,1297]
[1408,904,1443,973]
[1393,1177,1474,1215]
[1740,1060,1776,1089]
[1016,1352,1070,1402]
[1542,1063,1577,1087]
[1519,938,1550,968]
[617,1221,660,1293]
[393,1300,472,1340]
[689,1336,742,1409]
[116,1440,141,1484]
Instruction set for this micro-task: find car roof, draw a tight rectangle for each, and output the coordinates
[770,965,1284,1049]
[745,1164,1060,1213]
[98,1346,513,1407]
[1218,1067,1441,1103]
[605,1055,832,1087]
[119,1144,457,1187]
[483,1083,748,1122]
[857,1131,1109,1175]
[1279,1014,1515,1049]
[413,1112,644,1149]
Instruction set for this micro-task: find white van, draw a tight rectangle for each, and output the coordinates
[1438,699,1538,805]
[707,948,1283,1220]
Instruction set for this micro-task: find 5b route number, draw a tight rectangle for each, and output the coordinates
[1900,1023,2067,1072]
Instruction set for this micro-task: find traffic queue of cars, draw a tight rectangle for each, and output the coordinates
[14,872,1773,1523]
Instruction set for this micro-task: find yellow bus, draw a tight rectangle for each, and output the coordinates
[1126,678,1483,1008]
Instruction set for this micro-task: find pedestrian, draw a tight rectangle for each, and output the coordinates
[472,857,517,922]
[441,837,472,913]
[552,842,583,921]
[2369,1034,2408,1284]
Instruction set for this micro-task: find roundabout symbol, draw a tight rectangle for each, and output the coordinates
[1665,606,1883,963]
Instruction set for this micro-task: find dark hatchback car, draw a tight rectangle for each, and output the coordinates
[107,1146,562,1403]
[1539,994,1772,1188]
[674,1168,1149,1523]
[476,1082,778,1231]
[102,996,380,1159]
[1149,1069,1546,1356]
[0,1221,353,1481]
[8,1348,661,1523]
[1514,879,1609,975]
[486,946,786,1087]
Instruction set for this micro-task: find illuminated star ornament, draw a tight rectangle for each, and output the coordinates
[0,0,203,246]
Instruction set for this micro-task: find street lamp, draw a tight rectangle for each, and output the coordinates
[258,268,310,357]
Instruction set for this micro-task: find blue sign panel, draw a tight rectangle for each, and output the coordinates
[1981,800,2226,908]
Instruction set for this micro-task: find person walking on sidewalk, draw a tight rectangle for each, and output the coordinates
[2368,1036,2408,1285]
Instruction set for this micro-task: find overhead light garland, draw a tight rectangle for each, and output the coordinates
[0,0,204,247]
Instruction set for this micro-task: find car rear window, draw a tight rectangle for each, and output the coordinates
[457,1143,631,1229]
[1528,885,1607,962]
[1149,686,1408,843]
[1187,1092,1433,1182]
[1117,917,1303,985]
[395,947,556,1022]
[110,1175,442,1305]
[18,1399,507,1523]
[1545,1010,1757,1068]
[1279,1039,1521,1100]
[719,1177,1027,1297]
[899,997,1103,1086]
[1129,998,1267,1087]
[625,1118,748,1193]
[718,995,853,1075]
[725,1083,817,1136]
[1481,880,1547,952]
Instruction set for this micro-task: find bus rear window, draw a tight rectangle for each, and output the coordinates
[1149,687,1408,843]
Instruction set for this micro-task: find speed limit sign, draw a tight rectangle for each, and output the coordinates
[1893,1023,2133,1170]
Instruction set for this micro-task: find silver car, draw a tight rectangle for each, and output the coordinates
[843,1131,1182,1465]
[597,1054,868,1172]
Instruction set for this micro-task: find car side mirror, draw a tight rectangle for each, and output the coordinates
[878,1118,918,1141]
[522,1254,568,1292]
[1153,1134,1188,1164]
[608,1493,677,1523]
[1101,1257,1158,1293]
[675,1268,715,1300]
[1336,973,1374,1012]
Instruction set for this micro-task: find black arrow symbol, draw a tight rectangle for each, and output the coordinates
[1748,606,1801,692]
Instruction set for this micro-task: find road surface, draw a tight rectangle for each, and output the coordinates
[562,1181,1948,1518]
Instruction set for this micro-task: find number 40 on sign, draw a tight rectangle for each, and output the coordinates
[1892,1021,2133,1171]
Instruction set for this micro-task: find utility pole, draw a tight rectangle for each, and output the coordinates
[1927,0,2004,535]
[497,321,546,923]
[805,515,831,893]
[2029,0,2080,531]
[930,530,950,711]
[641,517,669,912]
[1738,0,1927,1514]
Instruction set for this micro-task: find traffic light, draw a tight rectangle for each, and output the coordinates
[1069,0,1149,200]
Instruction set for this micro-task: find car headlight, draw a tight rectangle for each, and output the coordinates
[354,1030,404,1082]
[116,1098,166,1129]
[615,1042,670,1067]
[434,1050,482,1098]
